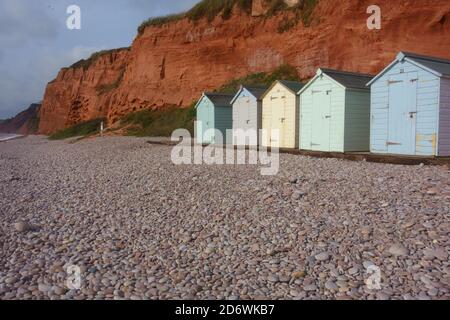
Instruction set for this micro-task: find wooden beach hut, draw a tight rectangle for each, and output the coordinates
[367,52,450,156]
[298,68,374,152]
[231,85,268,146]
[261,80,304,148]
[195,92,234,145]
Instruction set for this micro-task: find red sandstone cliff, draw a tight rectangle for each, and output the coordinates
[38,0,450,134]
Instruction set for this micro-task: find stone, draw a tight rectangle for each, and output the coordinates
[376,292,390,300]
[423,248,448,261]
[363,261,375,269]
[315,252,331,261]
[304,284,317,292]
[348,267,359,275]
[388,244,409,257]
[14,221,33,233]
[291,271,306,279]
[325,280,338,291]
[38,284,50,292]
[53,286,67,295]
[291,191,306,200]
[4,277,18,285]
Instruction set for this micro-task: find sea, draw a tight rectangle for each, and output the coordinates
[0,133,22,142]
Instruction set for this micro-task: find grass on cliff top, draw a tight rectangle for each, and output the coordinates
[48,118,105,140]
[137,0,253,34]
[120,64,299,137]
[69,47,130,70]
[137,0,318,35]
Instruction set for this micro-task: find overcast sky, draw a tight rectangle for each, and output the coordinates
[0,0,198,119]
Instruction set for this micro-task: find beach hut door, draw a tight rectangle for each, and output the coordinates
[270,94,284,148]
[205,104,215,144]
[311,87,331,151]
[387,72,417,154]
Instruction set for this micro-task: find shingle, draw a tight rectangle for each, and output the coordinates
[403,52,450,77]
[204,92,234,106]
[320,68,374,90]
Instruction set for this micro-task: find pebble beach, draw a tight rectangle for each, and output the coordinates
[0,136,449,300]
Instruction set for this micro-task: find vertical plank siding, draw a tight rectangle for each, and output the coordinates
[232,88,259,146]
[299,73,370,152]
[262,82,299,148]
[196,97,214,144]
[344,90,371,152]
[214,106,233,144]
[370,60,441,156]
[439,78,450,156]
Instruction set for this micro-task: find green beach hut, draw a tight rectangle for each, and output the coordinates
[298,68,374,152]
[195,92,234,145]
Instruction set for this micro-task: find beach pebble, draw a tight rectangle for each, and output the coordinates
[0,136,448,300]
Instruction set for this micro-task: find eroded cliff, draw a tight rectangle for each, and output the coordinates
[39,0,450,134]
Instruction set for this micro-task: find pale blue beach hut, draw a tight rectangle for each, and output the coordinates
[367,52,450,156]
[298,68,373,152]
[195,92,234,144]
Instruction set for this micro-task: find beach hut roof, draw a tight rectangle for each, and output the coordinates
[278,80,305,93]
[367,51,450,86]
[230,85,269,104]
[199,92,234,107]
[320,68,374,89]
[299,68,374,94]
[261,80,305,99]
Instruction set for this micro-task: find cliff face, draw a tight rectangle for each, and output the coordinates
[0,103,41,135]
[39,0,450,134]
[39,49,130,134]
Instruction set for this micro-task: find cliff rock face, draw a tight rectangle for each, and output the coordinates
[39,50,129,134]
[0,103,41,135]
[39,0,450,134]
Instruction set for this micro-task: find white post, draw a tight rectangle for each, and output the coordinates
[100,121,104,137]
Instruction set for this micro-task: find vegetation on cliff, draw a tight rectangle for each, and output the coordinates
[137,0,319,35]
[120,105,197,137]
[121,64,299,137]
[218,63,300,93]
[48,118,105,140]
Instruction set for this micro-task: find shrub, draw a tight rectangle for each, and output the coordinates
[137,13,186,35]
[117,64,299,138]
[218,63,299,93]
[48,118,105,140]
[121,104,196,137]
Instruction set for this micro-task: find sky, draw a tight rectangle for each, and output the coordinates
[0,0,198,119]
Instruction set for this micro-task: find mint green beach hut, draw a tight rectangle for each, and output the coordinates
[196,92,234,145]
[298,68,374,152]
